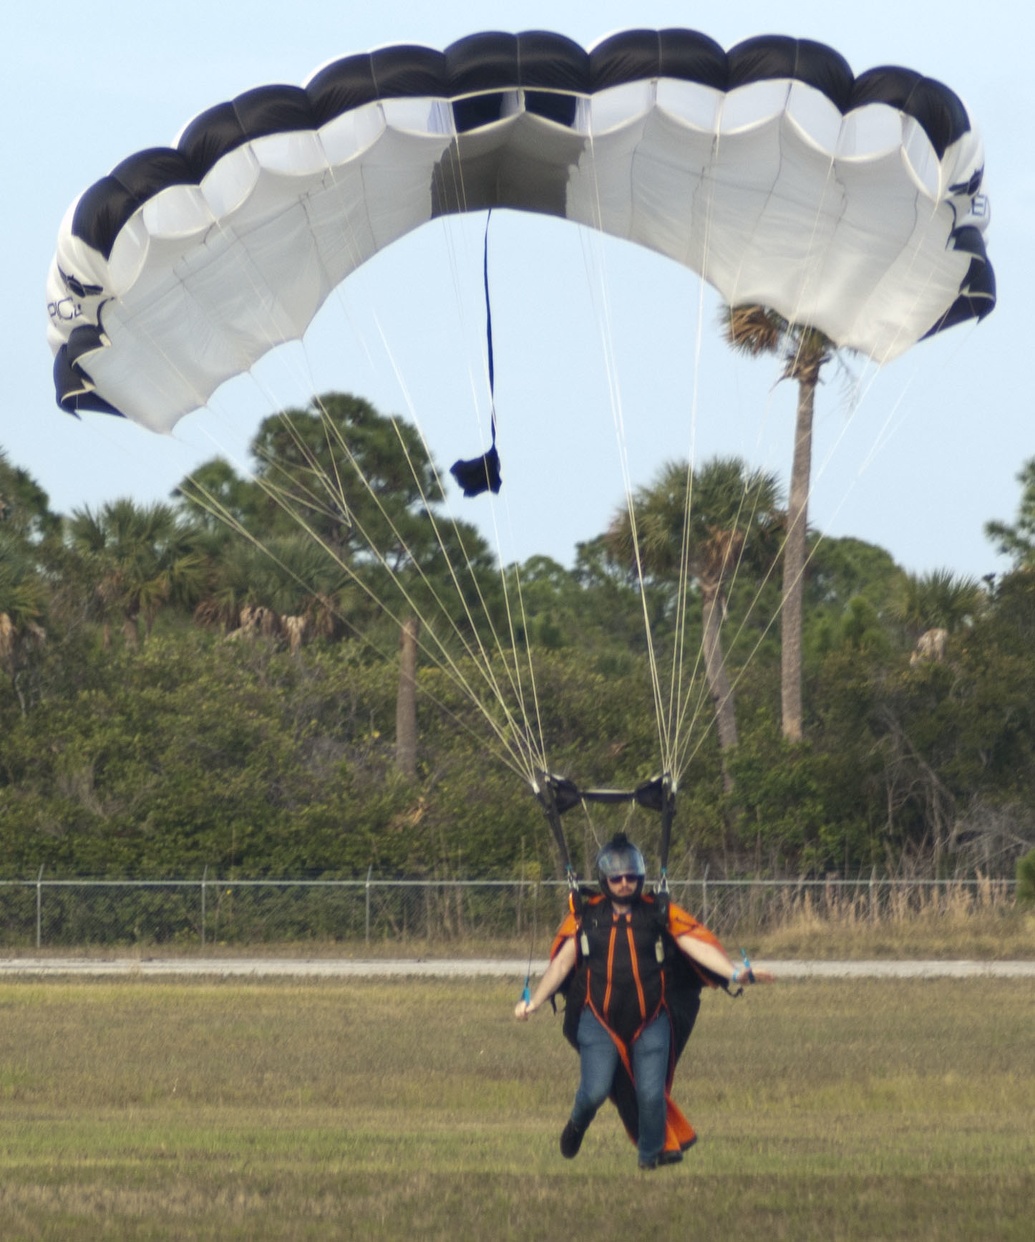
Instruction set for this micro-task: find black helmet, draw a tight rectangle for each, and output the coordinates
[596,833,646,899]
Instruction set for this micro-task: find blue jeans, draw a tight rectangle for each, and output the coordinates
[570,1007,671,1164]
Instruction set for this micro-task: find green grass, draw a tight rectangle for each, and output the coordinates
[0,978,1031,1239]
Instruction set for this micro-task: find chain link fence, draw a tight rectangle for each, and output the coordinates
[0,873,1019,950]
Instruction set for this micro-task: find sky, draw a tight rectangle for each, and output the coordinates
[5,2,1030,582]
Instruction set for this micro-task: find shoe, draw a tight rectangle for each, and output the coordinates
[640,1149,683,1170]
[560,1120,585,1159]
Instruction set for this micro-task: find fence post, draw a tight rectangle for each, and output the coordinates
[36,865,44,950]
[201,866,208,947]
[365,865,373,945]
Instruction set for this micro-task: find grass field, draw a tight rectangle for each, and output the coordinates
[0,975,1031,1240]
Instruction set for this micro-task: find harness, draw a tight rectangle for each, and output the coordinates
[560,893,678,1044]
[582,896,669,1033]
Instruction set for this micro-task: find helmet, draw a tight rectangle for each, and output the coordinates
[596,833,646,899]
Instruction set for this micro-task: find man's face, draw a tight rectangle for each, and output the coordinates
[607,872,639,898]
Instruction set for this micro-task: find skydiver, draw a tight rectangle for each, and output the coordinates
[514,832,774,1169]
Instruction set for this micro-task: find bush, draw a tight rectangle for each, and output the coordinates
[1016,848,1035,905]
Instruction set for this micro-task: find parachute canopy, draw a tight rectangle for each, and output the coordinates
[48,28,994,430]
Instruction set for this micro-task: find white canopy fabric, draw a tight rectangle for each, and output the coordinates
[47,29,994,431]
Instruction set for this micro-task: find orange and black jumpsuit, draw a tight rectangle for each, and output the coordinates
[550,892,725,1159]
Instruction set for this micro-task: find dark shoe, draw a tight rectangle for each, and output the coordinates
[640,1149,683,1170]
[560,1120,585,1159]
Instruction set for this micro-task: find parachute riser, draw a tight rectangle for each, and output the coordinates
[657,774,677,893]
[532,773,578,889]
[533,770,677,890]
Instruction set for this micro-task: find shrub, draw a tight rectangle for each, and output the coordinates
[1016,847,1035,905]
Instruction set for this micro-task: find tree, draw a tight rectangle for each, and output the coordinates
[0,532,47,712]
[723,305,834,742]
[243,393,443,563]
[891,569,985,666]
[604,455,781,787]
[173,458,264,535]
[0,449,60,544]
[396,615,419,780]
[191,530,350,645]
[0,455,57,713]
[65,500,207,646]
[985,457,1035,569]
[178,393,504,775]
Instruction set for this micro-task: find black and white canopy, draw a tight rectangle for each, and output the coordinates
[47,29,994,429]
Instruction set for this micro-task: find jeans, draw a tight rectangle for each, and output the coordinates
[570,1007,671,1164]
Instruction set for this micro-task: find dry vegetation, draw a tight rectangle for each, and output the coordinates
[740,880,1035,960]
[9,892,1031,965]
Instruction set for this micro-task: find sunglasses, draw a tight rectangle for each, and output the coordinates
[608,873,640,884]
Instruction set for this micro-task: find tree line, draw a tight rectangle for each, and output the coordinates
[2,393,1034,883]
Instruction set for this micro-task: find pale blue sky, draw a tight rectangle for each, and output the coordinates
[5,2,1029,580]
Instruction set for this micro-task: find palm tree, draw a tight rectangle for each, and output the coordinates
[606,455,781,785]
[724,305,834,742]
[192,530,350,648]
[66,500,207,646]
[891,568,985,665]
[0,531,47,712]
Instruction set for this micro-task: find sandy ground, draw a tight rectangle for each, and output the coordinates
[1,957,1033,978]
